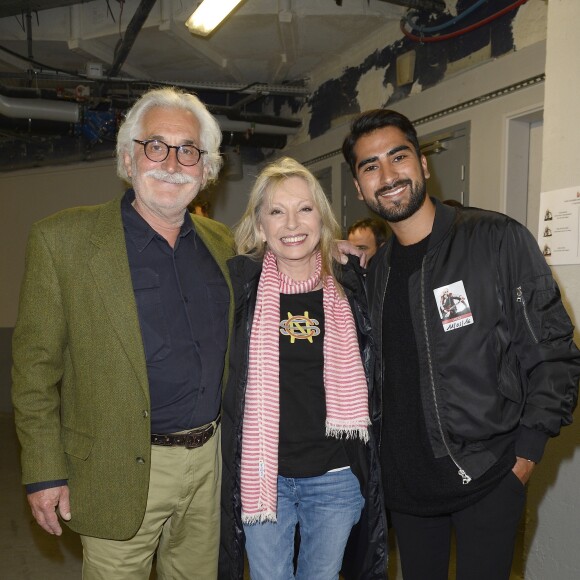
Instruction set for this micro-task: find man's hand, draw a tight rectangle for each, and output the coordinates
[27,485,71,535]
[333,240,367,268]
[512,456,535,485]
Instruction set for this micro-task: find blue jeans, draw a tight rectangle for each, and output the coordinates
[243,468,364,580]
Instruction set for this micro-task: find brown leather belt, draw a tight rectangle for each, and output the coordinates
[151,415,221,449]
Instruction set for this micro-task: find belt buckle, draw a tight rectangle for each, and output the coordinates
[185,426,212,449]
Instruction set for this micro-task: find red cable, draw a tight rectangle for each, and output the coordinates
[401,0,530,43]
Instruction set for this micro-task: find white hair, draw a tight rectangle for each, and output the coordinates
[116,87,223,185]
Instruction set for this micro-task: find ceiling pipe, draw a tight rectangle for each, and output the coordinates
[0,73,309,98]
[0,117,75,135]
[377,0,445,11]
[0,97,298,135]
[0,84,61,100]
[0,94,80,123]
[108,0,158,78]
[26,11,33,62]
[0,0,83,19]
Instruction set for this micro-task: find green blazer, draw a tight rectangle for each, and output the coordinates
[12,195,235,539]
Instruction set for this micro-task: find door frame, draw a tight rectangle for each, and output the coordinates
[503,106,544,225]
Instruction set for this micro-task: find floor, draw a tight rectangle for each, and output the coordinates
[3,411,395,579]
[2,410,449,580]
[2,412,83,579]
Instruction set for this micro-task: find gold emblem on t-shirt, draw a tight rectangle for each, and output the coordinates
[279,311,320,343]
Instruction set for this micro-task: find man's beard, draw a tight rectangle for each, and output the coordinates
[365,176,427,223]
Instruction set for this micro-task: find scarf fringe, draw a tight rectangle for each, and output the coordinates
[326,421,370,444]
[241,511,277,525]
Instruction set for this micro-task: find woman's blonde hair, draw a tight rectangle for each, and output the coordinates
[235,157,340,280]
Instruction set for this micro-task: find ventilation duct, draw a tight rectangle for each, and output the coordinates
[0,94,80,123]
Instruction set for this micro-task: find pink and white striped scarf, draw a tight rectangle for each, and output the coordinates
[240,250,370,524]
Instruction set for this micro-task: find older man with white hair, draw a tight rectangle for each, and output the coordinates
[12,87,234,579]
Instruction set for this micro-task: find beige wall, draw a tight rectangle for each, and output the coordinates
[525,1,580,579]
[0,160,122,411]
[0,160,123,327]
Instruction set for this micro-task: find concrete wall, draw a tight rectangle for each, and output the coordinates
[524,1,580,579]
[0,160,123,412]
[0,160,123,327]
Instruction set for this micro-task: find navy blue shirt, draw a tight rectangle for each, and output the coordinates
[122,190,229,433]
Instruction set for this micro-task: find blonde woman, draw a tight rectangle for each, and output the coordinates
[219,158,386,579]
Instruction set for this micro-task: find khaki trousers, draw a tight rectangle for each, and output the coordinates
[81,424,221,580]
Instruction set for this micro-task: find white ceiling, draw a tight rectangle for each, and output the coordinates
[0,0,409,94]
[0,0,448,171]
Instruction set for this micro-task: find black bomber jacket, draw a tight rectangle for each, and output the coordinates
[367,198,580,484]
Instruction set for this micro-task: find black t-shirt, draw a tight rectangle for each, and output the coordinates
[277,290,349,478]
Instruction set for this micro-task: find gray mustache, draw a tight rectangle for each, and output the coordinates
[144,169,195,184]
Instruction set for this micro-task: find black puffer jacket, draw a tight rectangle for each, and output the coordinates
[367,199,580,484]
[219,254,387,579]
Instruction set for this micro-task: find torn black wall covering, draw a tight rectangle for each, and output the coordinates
[307,0,521,140]
[309,76,360,137]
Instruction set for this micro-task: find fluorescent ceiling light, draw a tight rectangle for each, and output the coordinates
[185,0,245,37]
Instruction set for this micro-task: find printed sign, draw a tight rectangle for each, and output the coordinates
[538,186,580,265]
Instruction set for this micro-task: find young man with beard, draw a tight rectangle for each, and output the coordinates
[342,109,580,580]
[12,87,234,579]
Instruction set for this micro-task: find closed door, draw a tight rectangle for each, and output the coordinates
[420,122,470,207]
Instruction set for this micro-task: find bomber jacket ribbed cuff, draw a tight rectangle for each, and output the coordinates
[515,425,549,463]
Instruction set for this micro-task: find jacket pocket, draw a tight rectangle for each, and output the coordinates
[516,275,574,343]
[495,331,523,403]
[62,426,95,460]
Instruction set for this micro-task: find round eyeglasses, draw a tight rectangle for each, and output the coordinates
[133,139,207,166]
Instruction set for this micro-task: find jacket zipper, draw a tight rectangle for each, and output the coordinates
[420,260,472,485]
[515,286,539,343]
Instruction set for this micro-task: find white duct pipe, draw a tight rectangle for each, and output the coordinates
[0,94,80,123]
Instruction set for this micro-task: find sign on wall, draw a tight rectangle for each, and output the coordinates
[537,186,580,265]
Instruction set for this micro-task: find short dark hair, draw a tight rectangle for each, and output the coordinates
[342,109,421,178]
[347,217,388,247]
